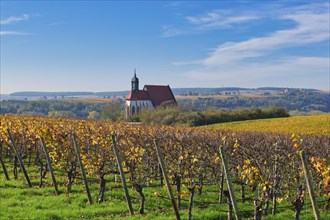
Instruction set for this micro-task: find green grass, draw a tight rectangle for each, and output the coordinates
[1,161,329,219]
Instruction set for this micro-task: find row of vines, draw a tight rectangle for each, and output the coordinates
[0,114,329,219]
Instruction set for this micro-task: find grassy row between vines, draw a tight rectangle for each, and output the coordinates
[1,162,328,220]
[206,114,330,136]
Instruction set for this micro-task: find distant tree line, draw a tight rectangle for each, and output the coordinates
[0,99,125,121]
[178,89,329,112]
[133,106,289,126]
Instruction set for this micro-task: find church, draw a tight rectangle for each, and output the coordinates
[125,70,177,117]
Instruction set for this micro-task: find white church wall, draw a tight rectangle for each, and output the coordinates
[125,100,154,117]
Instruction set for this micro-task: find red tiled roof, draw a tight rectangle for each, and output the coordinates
[143,85,177,107]
[126,90,151,100]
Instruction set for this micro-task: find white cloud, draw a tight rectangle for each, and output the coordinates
[202,6,329,66]
[178,3,330,89]
[161,9,258,38]
[186,12,221,24]
[0,14,29,25]
[161,25,184,38]
[183,56,329,89]
[186,10,258,29]
[0,31,31,36]
[1,14,31,36]
[187,57,329,79]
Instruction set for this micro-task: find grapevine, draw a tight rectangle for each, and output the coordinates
[0,114,329,219]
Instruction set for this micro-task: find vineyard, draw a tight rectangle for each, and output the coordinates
[0,114,329,219]
[206,114,330,136]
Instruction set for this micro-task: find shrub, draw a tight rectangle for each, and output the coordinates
[136,105,289,126]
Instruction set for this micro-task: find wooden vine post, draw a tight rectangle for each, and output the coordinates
[0,154,10,180]
[272,142,279,215]
[72,132,93,204]
[39,137,59,195]
[219,166,225,203]
[0,143,10,180]
[154,139,181,220]
[111,135,134,216]
[299,150,320,220]
[219,146,240,220]
[7,128,32,187]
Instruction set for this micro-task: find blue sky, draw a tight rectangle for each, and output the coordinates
[1,0,329,94]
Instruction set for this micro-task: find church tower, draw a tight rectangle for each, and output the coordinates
[131,69,139,92]
[125,69,176,118]
[126,69,153,117]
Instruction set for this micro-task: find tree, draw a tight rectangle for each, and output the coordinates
[87,111,101,120]
[101,103,124,121]
[48,111,75,118]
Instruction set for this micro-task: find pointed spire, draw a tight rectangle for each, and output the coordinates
[131,69,139,92]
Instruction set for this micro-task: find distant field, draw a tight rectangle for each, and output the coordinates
[206,114,330,136]
[65,97,115,103]
[175,93,273,100]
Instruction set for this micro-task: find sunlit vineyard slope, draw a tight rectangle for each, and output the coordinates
[206,114,330,135]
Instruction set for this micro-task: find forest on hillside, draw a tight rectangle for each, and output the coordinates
[178,89,329,112]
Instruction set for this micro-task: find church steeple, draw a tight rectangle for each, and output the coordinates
[131,69,139,92]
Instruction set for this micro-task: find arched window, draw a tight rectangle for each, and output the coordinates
[132,106,135,115]
[137,106,140,113]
